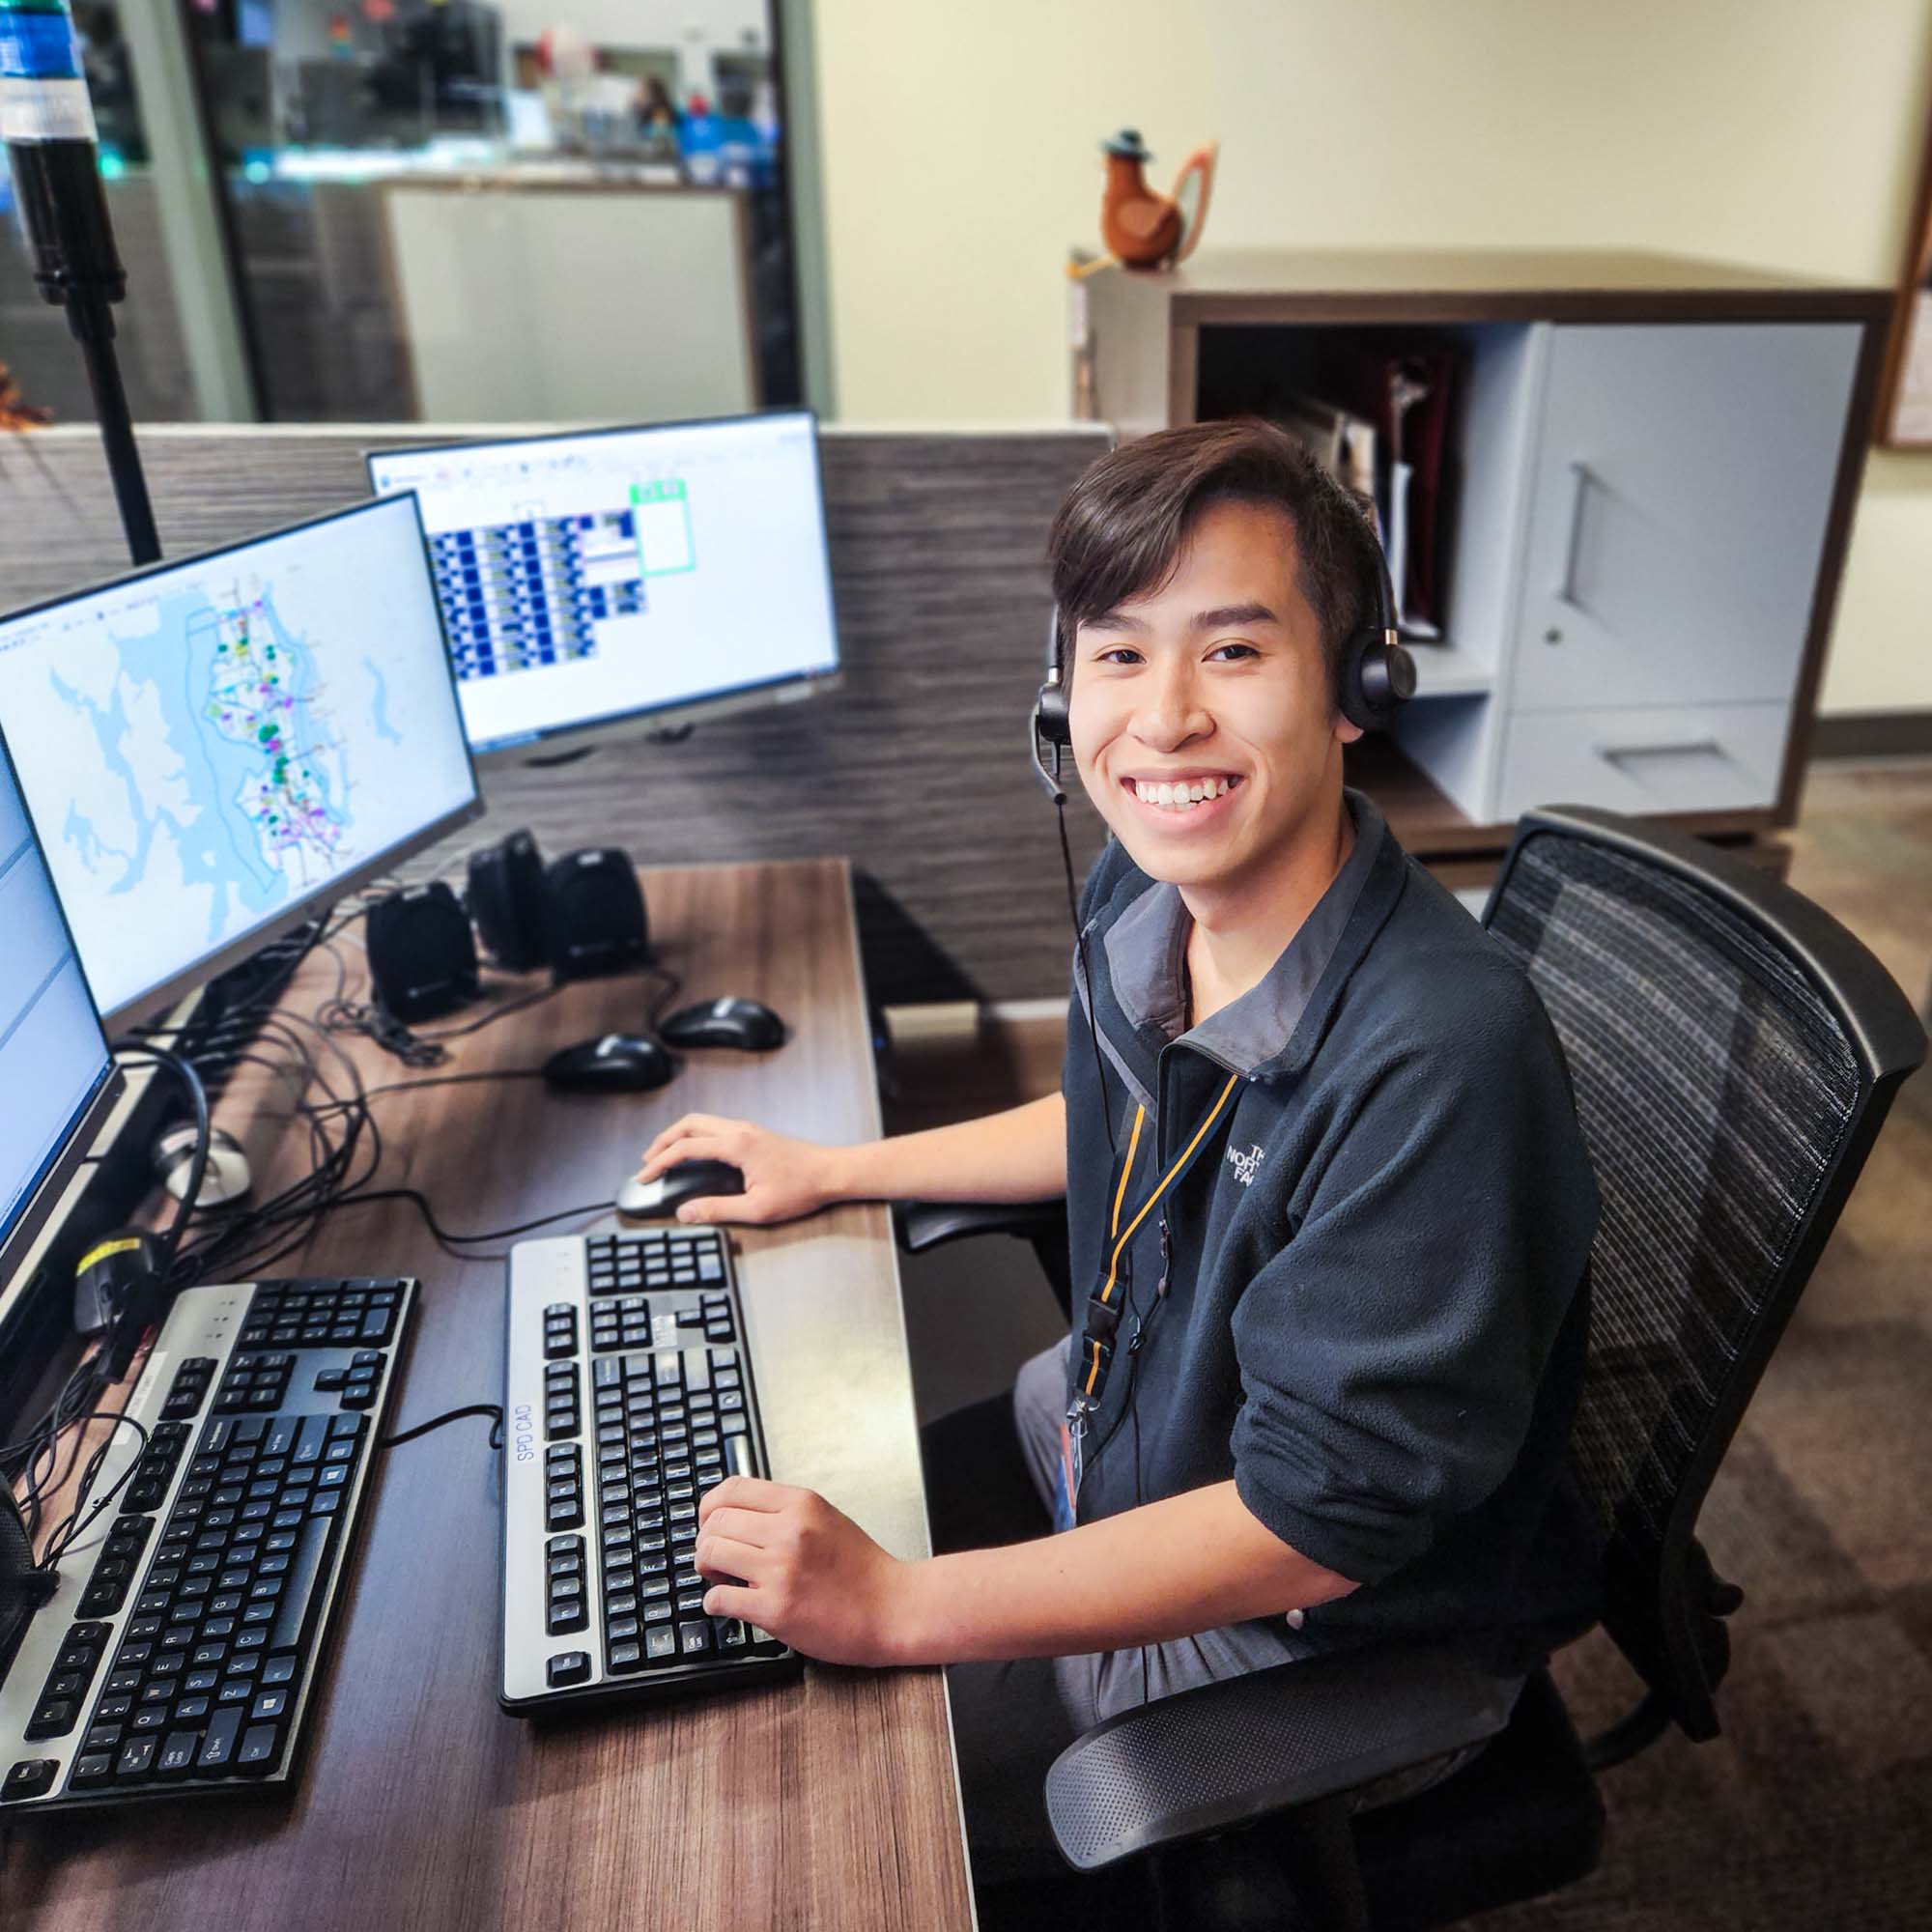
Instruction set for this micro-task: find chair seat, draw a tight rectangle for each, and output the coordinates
[1354,1669,1604,1931]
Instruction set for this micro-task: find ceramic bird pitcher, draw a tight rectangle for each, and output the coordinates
[1098,128,1217,270]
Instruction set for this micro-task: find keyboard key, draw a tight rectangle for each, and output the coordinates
[1,1759,57,1802]
[156,1731,201,1778]
[268,1516,335,1652]
[547,1652,591,1688]
[196,1706,243,1771]
[115,1736,159,1779]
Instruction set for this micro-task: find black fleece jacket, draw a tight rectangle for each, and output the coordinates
[1061,789,1603,1670]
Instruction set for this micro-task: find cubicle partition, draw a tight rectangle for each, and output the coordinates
[0,423,1110,1007]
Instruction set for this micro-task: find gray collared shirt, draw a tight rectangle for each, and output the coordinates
[1102,788,1386,1075]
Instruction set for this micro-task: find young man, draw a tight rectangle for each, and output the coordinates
[639,419,1602,1874]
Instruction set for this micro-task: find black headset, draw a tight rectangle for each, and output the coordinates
[1029,540,1416,802]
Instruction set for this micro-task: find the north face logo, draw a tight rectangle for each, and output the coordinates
[1226,1143,1265,1187]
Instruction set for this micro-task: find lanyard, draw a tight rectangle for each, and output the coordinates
[1077,1073,1240,1403]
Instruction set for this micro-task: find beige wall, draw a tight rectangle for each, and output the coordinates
[811,0,1932,717]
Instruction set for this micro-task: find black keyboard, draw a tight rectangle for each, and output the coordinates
[500,1226,797,1711]
[0,1277,414,1814]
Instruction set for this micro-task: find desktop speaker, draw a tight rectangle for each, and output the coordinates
[545,848,649,982]
[366,881,480,1021]
[467,829,549,972]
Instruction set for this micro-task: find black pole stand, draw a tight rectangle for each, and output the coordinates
[66,293,160,567]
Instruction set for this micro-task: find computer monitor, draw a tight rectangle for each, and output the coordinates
[364,412,840,758]
[0,726,122,1295]
[0,495,483,1030]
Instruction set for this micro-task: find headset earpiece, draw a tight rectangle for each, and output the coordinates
[1031,608,1072,801]
[1035,672,1070,750]
[1338,544,1417,733]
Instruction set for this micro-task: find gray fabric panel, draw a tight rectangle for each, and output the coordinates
[0,424,1111,1005]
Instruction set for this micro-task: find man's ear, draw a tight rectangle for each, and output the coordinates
[1333,713,1366,746]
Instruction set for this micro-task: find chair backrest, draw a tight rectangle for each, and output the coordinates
[1483,808,1925,1739]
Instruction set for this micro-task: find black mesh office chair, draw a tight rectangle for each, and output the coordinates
[896,805,1927,1929]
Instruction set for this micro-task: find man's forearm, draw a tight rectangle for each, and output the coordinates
[890,1479,1357,1665]
[829,1092,1066,1206]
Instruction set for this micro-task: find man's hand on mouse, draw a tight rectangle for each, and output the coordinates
[637,1115,844,1225]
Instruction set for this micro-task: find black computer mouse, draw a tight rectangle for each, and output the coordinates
[659,996,786,1052]
[543,1033,677,1094]
[617,1159,747,1220]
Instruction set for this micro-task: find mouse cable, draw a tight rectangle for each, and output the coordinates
[381,1404,503,1453]
[302,1067,548,1118]
[314,997,445,1067]
[416,979,558,1042]
[25,1325,160,1575]
[3,1351,115,1539]
[34,1408,153,1577]
[640,962,683,1037]
[315,979,559,1068]
[204,1186,618,1263]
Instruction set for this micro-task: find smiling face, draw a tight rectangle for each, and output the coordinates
[1065,497,1363,899]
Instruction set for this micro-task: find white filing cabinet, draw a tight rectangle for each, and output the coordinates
[1084,251,1888,855]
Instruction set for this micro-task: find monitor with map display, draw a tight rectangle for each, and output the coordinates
[0,495,482,1029]
[365,412,840,757]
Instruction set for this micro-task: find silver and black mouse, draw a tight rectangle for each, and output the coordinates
[616,1159,747,1220]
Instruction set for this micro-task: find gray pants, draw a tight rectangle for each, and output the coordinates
[933,1340,1514,1887]
[1012,1339,1307,1728]
[938,1340,1304,1884]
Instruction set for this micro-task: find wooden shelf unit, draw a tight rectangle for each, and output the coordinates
[1081,249,1891,862]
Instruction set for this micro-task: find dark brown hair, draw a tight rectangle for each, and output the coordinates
[1045,418,1383,700]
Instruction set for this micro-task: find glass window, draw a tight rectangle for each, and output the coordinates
[181,0,802,423]
[0,2,199,422]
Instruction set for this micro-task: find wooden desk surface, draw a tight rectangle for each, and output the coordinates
[2,858,975,1932]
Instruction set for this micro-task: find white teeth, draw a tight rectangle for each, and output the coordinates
[1130,776,1239,811]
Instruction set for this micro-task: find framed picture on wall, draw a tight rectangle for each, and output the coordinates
[1877,102,1932,446]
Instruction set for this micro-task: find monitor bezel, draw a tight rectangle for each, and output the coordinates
[361,409,842,762]
[0,492,486,1034]
[0,729,126,1298]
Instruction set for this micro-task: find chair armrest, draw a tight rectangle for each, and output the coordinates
[893,1198,1067,1256]
[1044,1640,1518,1872]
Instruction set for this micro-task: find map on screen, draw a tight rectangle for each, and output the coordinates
[0,497,477,1022]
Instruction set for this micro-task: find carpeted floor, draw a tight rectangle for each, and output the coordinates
[1479,757,1932,1929]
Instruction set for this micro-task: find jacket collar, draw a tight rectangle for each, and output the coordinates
[1088,786,1405,1087]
